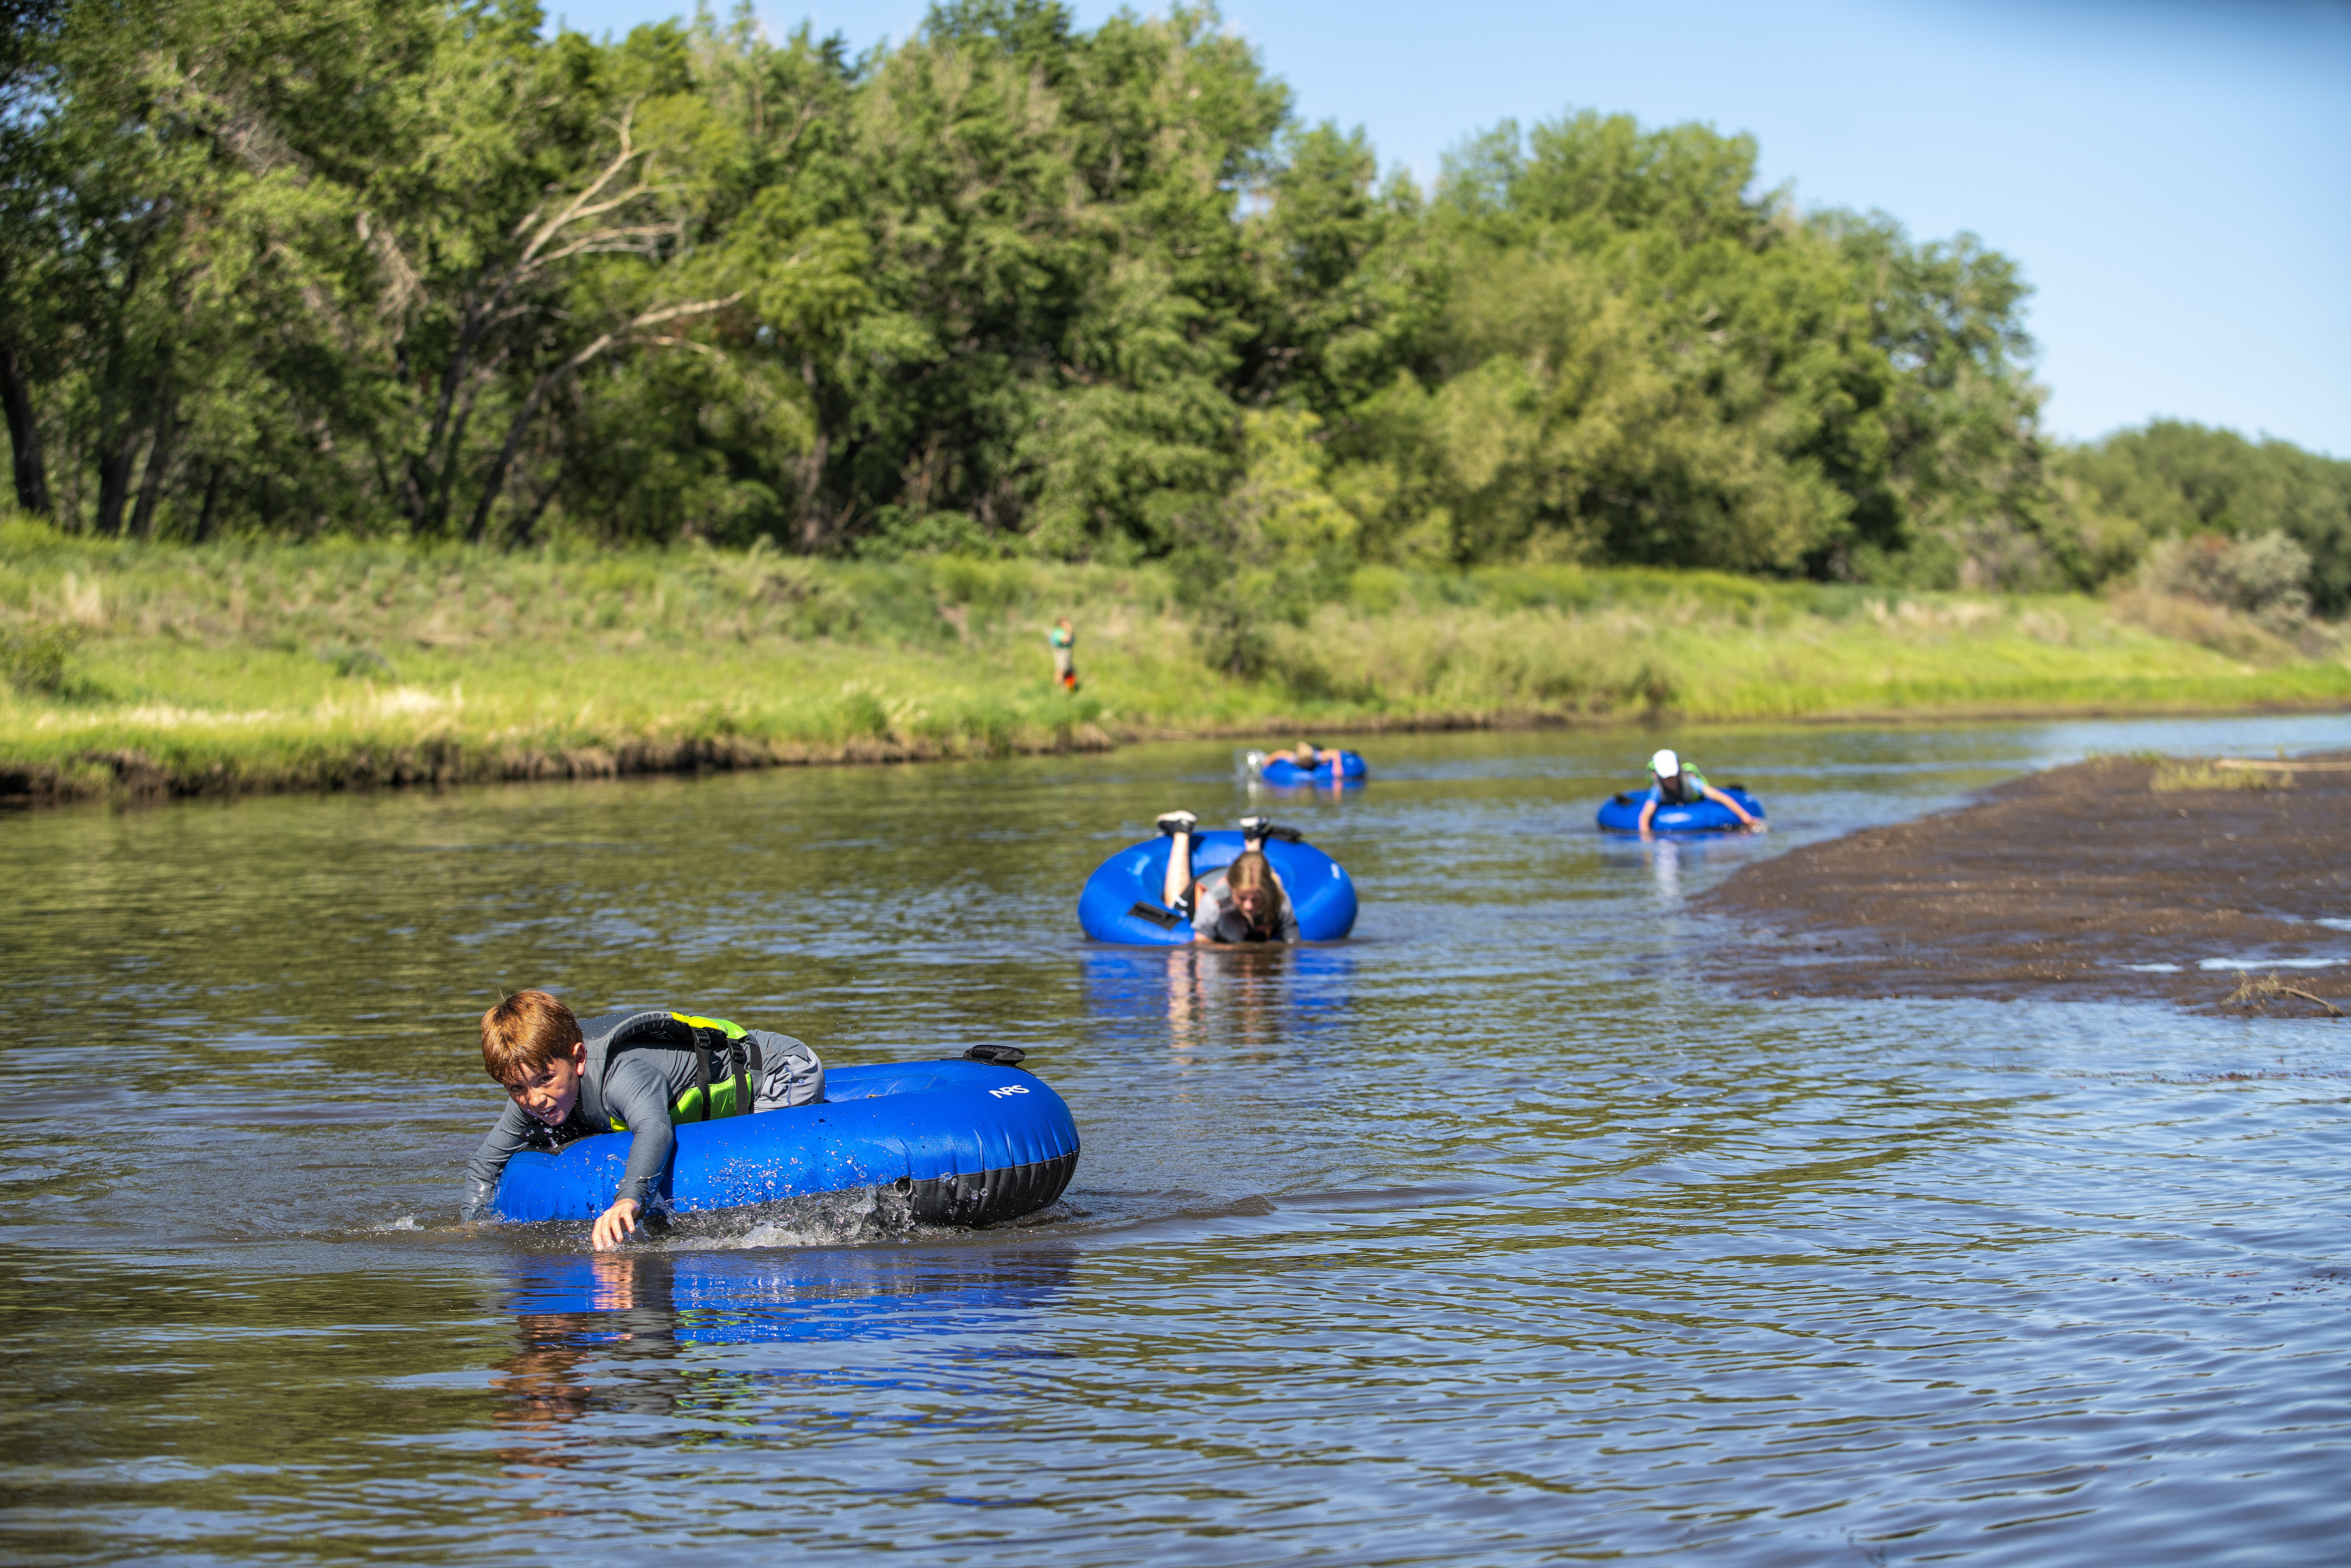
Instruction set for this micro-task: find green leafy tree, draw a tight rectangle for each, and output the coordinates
[1337,112,1872,573]
[1236,121,1441,416]
[0,0,69,515]
[2053,421,2351,614]
[1813,210,2047,587]
[1172,407,1355,676]
[810,0,1285,559]
[14,0,2322,639]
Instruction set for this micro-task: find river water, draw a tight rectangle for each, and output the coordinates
[5,712,2350,1565]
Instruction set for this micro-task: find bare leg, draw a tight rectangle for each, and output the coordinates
[1162,827,1194,909]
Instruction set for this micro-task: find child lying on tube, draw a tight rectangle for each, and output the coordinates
[461,989,824,1249]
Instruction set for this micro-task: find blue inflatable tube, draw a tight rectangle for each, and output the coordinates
[1256,750,1367,786]
[490,1058,1079,1228]
[1596,786,1765,834]
[1078,829,1359,944]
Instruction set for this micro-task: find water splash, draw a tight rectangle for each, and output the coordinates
[655,1184,922,1251]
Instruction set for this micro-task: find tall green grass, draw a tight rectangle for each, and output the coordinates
[2,520,2344,801]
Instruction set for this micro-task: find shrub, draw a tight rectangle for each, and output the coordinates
[0,623,78,694]
[2150,759,2290,793]
[2139,531,2312,630]
[317,642,396,679]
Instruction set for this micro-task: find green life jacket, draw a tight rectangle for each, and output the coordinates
[576,1008,765,1131]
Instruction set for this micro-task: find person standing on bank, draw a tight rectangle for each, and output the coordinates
[1048,618,1078,693]
[1637,748,1762,836]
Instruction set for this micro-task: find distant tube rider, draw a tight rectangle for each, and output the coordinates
[1637,748,1762,837]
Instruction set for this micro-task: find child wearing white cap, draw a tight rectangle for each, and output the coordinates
[1638,748,1762,835]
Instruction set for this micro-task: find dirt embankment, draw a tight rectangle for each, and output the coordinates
[1697,754,2351,1016]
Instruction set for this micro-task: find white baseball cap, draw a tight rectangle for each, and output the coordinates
[1650,748,1680,776]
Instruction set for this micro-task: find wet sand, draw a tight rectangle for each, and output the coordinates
[1698,754,2351,1015]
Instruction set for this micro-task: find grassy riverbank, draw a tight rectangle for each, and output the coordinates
[2,522,2346,802]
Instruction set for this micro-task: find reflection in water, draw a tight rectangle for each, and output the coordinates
[1241,769,1357,806]
[1162,944,1292,1060]
[494,1255,657,1471]
[502,1248,1078,1336]
[490,1247,1081,1462]
[1642,837,1683,901]
[1081,942,1356,1065]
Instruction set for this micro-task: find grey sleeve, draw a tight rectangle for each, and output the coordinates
[1189,869,1224,937]
[603,1055,679,1210]
[461,1103,542,1221]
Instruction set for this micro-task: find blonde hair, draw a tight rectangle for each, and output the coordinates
[1222,852,1283,938]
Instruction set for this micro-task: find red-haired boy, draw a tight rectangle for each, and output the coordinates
[462,989,825,1249]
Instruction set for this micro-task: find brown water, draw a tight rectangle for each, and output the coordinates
[4,712,2350,1565]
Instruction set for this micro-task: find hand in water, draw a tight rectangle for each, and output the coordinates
[590,1198,641,1251]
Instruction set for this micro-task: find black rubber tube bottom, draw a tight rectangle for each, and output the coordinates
[905,1150,1080,1226]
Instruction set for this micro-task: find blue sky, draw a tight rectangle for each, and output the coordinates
[545,0,2351,456]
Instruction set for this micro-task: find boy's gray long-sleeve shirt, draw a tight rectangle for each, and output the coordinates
[463,1051,684,1219]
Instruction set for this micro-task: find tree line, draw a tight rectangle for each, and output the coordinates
[2,0,2343,613]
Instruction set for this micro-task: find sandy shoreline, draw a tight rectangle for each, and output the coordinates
[1697,753,2351,1016]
